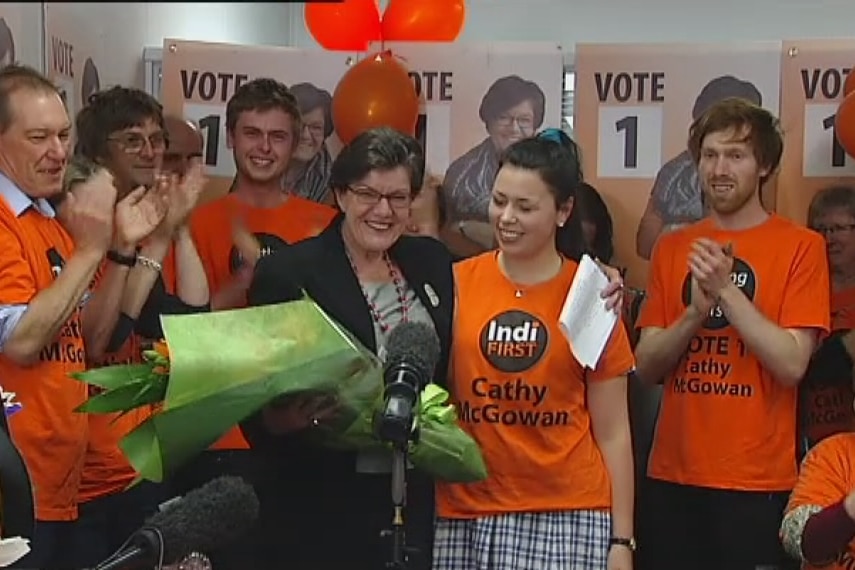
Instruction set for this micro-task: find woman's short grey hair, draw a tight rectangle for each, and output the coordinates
[478,75,546,128]
[329,127,425,195]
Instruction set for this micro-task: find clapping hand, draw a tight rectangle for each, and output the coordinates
[688,239,734,301]
[232,218,262,269]
[63,169,118,255]
[114,185,169,251]
[153,159,207,239]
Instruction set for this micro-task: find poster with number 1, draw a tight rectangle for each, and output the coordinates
[776,39,855,225]
[574,42,782,289]
[160,39,356,201]
[370,42,564,224]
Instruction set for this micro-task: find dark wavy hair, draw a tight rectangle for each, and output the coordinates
[499,134,586,261]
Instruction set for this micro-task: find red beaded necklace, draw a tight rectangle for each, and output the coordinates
[348,250,409,334]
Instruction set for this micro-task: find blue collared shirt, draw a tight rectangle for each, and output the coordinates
[0,172,59,351]
[0,172,56,219]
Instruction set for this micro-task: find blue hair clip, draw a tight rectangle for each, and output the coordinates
[536,128,565,144]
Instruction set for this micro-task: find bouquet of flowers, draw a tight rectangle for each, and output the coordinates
[73,298,487,484]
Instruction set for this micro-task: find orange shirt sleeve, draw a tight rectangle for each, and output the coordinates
[788,435,850,512]
[188,205,224,294]
[160,243,177,295]
[780,232,831,334]
[0,218,38,305]
[635,234,672,329]
[588,322,636,382]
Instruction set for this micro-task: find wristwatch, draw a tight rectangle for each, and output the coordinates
[609,536,637,552]
[106,249,137,267]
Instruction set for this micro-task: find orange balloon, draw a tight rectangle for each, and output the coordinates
[835,92,855,159]
[381,0,466,42]
[844,67,855,97]
[332,52,419,144]
[305,0,381,51]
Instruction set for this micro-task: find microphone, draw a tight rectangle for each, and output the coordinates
[94,476,259,570]
[374,322,441,447]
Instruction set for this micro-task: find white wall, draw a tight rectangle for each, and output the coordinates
[44,2,293,90]
[12,0,855,95]
[287,0,855,50]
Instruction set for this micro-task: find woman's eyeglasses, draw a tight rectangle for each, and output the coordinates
[107,131,168,155]
[348,186,412,210]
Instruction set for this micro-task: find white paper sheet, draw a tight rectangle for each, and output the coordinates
[0,537,30,567]
[558,255,618,369]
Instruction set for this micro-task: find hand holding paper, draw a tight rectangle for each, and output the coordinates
[559,254,619,369]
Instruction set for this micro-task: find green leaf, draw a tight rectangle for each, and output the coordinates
[70,363,155,390]
[75,378,159,414]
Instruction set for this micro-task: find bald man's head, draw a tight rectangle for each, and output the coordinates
[163,115,203,176]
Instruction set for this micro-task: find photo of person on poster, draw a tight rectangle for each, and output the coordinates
[283,82,335,204]
[0,18,15,67]
[442,74,546,257]
[635,75,762,260]
[81,57,100,105]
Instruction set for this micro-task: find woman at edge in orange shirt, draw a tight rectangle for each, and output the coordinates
[780,415,855,568]
[433,134,635,570]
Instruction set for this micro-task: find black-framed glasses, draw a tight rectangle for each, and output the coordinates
[348,185,411,210]
[108,131,168,154]
[495,114,534,131]
[301,122,325,138]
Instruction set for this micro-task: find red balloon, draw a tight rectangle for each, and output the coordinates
[381,0,466,42]
[332,52,419,144]
[844,67,855,98]
[836,92,855,159]
[305,0,381,51]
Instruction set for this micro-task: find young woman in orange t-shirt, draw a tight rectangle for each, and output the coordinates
[781,422,855,568]
[433,134,636,570]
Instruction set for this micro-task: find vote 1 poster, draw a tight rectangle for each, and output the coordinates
[369,42,564,225]
[574,42,782,290]
[43,3,102,126]
[160,39,357,201]
[776,39,855,225]
[0,3,41,70]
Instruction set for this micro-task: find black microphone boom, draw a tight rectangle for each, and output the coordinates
[374,322,441,447]
[94,476,259,570]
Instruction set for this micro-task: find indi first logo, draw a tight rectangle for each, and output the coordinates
[480,311,548,374]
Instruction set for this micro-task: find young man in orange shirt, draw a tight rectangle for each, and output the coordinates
[175,78,336,569]
[61,86,209,569]
[634,98,830,569]
[0,65,165,569]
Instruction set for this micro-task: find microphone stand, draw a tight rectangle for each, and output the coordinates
[383,427,420,570]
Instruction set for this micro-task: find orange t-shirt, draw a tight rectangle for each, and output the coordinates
[801,287,855,448]
[638,215,831,492]
[435,252,636,518]
[786,432,855,569]
[76,256,179,503]
[78,333,149,503]
[186,193,336,450]
[0,198,88,521]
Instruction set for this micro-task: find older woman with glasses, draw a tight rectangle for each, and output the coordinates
[241,126,627,570]
[241,127,455,570]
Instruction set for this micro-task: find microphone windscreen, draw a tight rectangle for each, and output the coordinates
[145,475,259,563]
[385,321,441,380]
